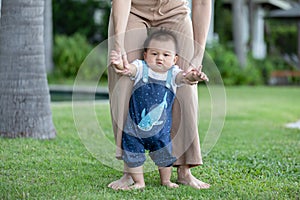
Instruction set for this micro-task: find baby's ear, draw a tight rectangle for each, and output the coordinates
[173,55,179,64]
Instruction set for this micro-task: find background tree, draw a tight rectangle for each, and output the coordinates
[232,0,247,67]
[0,0,56,139]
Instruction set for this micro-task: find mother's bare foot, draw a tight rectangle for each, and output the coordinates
[122,183,145,191]
[177,166,210,189]
[108,173,134,190]
[162,181,179,188]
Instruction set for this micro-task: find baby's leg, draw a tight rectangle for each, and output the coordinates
[158,167,179,188]
[126,165,145,190]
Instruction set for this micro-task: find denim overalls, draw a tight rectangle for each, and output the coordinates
[122,61,177,167]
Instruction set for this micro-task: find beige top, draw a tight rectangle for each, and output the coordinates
[131,0,190,19]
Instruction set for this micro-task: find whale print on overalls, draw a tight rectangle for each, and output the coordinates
[138,92,168,131]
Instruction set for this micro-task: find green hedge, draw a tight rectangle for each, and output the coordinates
[206,43,294,85]
[53,34,92,78]
[52,33,108,83]
[265,21,297,55]
[206,44,262,85]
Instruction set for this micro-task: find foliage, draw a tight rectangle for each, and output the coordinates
[205,41,299,86]
[206,44,263,85]
[49,1,299,86]
[265,20,298,55]
[53,33,108,82]
[214,3,233,44]
[52,0,111,43]
[247,55,295,85]
[53,33,92,78]
[213,2,298,79]
[1,87,299,199]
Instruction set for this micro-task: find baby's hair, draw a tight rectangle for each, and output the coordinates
[143,28,178,53]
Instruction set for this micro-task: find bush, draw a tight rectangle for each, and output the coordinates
[248,55,294,85]
[52,0,111,43]
[205,44,284,85]
[205,43,297,85]
[206,44,263,85]
[53,33,91,78]
[52,33,108,83]
[265,21,297,55]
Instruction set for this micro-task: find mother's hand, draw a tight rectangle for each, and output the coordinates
[110,50,132,76]
[120,50,129,69]
[189,54,203,70]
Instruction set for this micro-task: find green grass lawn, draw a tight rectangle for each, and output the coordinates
[1,86,299,199]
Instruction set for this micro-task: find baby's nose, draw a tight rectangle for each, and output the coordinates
[157,54,163,59]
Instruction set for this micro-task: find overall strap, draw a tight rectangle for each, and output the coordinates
[142,60,148,83]
[165,67,173,89]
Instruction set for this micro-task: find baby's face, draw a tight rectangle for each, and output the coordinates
[144,39,178,73]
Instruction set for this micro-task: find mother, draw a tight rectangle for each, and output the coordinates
[107,0,211,190]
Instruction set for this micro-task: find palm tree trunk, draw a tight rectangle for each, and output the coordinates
[44,0,53,73]
[0,0,2,19]
[0,0,56,139]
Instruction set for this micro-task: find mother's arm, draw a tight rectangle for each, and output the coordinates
[111,0,131,54]
[190,0,211,68]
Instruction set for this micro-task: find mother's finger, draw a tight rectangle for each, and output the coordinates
[122,53,129,67]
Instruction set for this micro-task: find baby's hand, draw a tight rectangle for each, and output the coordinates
[184,69,209,84]
[110,50,124,70]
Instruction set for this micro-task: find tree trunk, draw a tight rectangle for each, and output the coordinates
[44,0,53,73]
[0,0,56,139]
[233,0,247,67]
[0,0,2,19]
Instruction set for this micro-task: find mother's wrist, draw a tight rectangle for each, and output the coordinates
[189,58,202,69]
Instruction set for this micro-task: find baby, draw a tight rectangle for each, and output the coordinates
[110,29,208,190]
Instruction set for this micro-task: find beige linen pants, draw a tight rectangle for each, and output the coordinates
[108,0,202,166]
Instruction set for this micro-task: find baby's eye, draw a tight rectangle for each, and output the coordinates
[152,52,157,55]
[164,54,170,57]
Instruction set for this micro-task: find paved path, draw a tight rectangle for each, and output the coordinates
[49,85,109,102]
[286,120,300,129]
